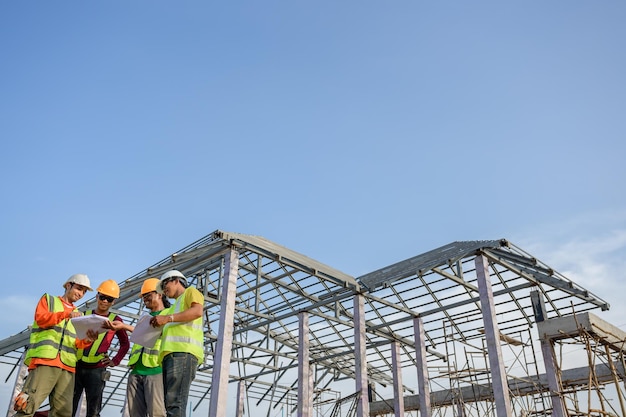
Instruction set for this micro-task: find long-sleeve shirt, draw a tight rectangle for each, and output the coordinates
[28,295,93,373]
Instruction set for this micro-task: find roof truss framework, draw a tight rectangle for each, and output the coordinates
[0,231,612,416]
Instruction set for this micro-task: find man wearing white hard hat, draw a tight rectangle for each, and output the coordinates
[13,274,98,417]
[150,270,203,417]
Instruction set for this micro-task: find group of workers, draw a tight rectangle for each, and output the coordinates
[12,269,204,417]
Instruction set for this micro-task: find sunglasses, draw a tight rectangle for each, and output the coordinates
[98,294,115,303]
[162,278,176,288]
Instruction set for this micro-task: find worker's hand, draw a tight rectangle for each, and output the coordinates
[69,311,82,319]
[150,315,169,328]
[104,320,121,331]
[101,355,114,367]
[13,392,29,412]
[85,329,98,344]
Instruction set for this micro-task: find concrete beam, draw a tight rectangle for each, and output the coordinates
[537,312,626,353]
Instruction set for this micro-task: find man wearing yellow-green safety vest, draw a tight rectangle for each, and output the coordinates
[150,270,203,417]
[72,279,130,417]
[13,273,98,417]
[112,278,171,417]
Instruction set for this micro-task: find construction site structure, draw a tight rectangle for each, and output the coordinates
[0,230,624,417]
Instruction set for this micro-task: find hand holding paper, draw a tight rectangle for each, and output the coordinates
[129,314,162,348]
[71,315,110,339]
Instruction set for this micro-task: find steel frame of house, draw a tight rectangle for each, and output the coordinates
[0,230,622,417]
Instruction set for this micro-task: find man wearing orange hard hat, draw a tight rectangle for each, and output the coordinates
[114,278,171,417]
[72,279,130,417]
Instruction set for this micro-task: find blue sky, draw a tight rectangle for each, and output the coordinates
[1,1,625,415]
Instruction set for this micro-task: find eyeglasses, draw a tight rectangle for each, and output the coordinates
[98,294,115,303]
[142,292,156,301]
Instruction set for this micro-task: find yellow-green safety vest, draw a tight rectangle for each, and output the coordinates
[25,294,79,368]
[77,310,116,363]
[159,293,204,363]
[128,311,165,369]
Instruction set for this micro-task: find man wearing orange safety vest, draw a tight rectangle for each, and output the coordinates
[14,274,98,417]
[72,279,130,417]
[150,270,204,417]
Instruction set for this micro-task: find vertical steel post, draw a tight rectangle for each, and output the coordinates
[413,316,431,417]
[236,380,245,417]
[530,290,566,417]
[354,293,370,417]
[391,340,405,417]
[540,340,566,417]
[475,254,513,417]
[209,247,240,417]
[298,311,312,417]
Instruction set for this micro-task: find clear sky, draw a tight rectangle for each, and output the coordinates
[1,1,625,416]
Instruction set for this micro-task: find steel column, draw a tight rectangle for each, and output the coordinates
[354,293,370,417]
[413,316,431,417]
[298,311,312,417]
[209,247,240,417]
[236,380,245,417]
[531,290,566,417]
[391,340,405,417]
[475,254,513,417]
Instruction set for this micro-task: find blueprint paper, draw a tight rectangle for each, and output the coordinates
[71,314,110,339]
[129,314,162,348]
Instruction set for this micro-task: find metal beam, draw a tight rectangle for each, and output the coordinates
[209,247,240,417]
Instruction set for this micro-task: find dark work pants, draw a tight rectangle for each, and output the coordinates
[73,366,107,417]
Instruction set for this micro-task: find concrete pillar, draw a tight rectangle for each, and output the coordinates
[298,311,312,417]
[354,293,370,417]
[413,316,431,417]
[209,247,240,417]
[475,254,513,417]
[391,341,405,417]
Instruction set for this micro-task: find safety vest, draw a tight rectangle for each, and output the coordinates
[159,290,204,363]
[128,312,165,369]
[77,310,117,363]
[25,294,79,368]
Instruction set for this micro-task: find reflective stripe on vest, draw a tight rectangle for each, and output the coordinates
[77,310,116,363]
[128,342,161,368]
[25,294,79,368]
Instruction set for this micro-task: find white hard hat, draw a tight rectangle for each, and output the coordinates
[64,273,93,291]
[157,270,188,294]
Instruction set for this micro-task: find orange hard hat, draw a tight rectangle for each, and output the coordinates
[96,279,120,299]
[140,278,160,296]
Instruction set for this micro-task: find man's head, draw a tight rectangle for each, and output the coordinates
[157,270,188,299]
[96,279,120,311]
[140,277,170,311]
[63,274,92,303]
